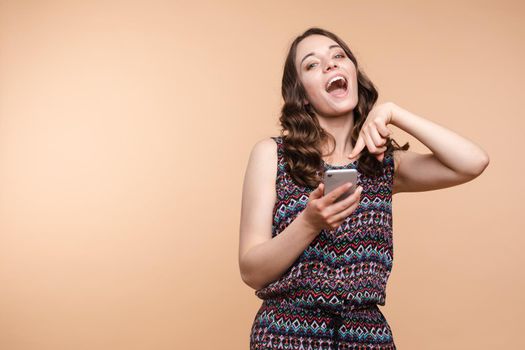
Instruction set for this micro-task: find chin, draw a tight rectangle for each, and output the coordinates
[327,101,358,116]
[311,96,358,117]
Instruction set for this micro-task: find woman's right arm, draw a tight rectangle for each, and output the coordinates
[238,138,363,290]
[238,138,321,291]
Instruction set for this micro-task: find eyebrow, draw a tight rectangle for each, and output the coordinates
[300,44,342,65]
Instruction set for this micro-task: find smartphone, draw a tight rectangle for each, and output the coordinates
[323,169,358,202]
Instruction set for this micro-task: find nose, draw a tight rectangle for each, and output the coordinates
[323,59,338,72]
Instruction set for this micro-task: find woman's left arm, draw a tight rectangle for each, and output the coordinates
[389,102,490,194]
[348,102,490,194]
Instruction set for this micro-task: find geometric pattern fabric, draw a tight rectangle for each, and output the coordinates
[250,136,397,349]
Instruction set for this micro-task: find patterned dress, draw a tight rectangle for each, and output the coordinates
[249,136,397,350]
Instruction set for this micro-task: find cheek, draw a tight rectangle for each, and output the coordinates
[302,79,322,99]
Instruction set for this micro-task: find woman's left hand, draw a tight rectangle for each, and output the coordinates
[347,102,395,162]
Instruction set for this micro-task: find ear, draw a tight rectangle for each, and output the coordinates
[303,99,309,105]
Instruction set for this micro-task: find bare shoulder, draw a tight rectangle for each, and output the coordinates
[251,137,278,159]
[241,135,279,205]
[391,148,409,195]
[246,137,278,176]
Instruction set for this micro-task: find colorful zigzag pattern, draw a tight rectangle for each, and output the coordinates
[250,136,396,349]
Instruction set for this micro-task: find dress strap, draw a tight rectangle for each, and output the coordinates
[383,151,395,185]
[270,136,286,175]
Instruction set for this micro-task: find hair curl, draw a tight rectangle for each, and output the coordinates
[279,27,409,188]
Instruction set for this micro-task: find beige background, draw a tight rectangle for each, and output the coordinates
[0,0,523,349]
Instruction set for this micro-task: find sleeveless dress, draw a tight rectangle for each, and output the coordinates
[249,136,397,350]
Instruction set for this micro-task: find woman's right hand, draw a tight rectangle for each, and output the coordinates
[301,182,363,232]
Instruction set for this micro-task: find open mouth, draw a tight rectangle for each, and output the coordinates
[325,76,348,97]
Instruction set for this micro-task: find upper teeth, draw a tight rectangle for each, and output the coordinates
[326,76,346,90]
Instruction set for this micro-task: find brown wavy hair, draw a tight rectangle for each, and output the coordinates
[279,27,409,188]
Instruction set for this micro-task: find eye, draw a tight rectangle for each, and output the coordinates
[306,62,317,70]
[335,53,346,58]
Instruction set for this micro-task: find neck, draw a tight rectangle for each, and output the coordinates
[316,110,355,158]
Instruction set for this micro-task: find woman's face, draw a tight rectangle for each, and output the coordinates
[294,34,358,118]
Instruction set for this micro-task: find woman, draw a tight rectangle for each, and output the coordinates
[238,27,489,350]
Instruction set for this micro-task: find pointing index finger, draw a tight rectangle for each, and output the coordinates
[348,136,365,160]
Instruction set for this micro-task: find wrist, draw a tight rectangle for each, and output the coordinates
[387,102,400,126]
[297,211,321,238]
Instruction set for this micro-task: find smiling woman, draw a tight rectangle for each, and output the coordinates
[297,39,358,118]
[279,29,409,189]
[238,27,489,350]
